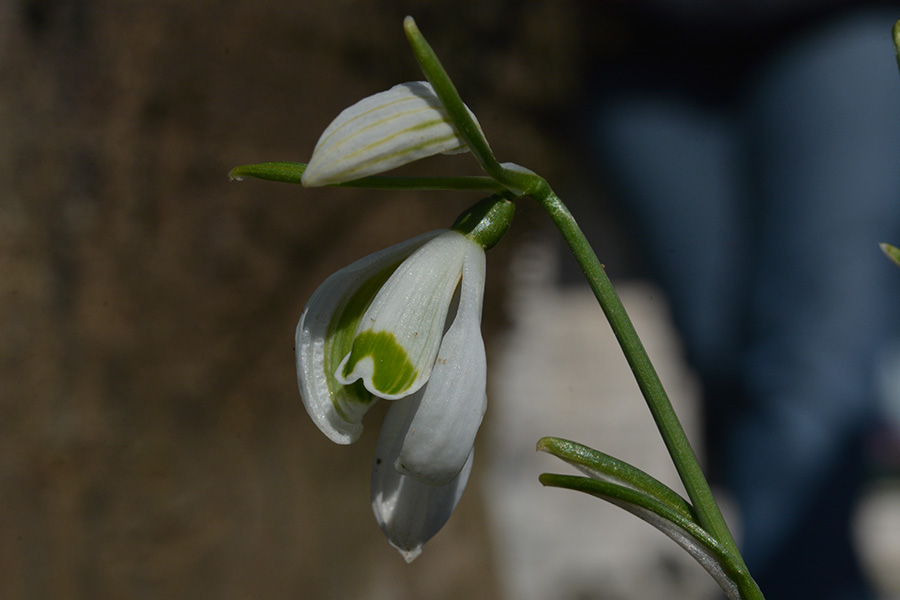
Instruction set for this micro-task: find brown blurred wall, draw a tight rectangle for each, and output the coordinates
[0,1,589,599]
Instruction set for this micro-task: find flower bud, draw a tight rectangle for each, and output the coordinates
[301,81,478,187]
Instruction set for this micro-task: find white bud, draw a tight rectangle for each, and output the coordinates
[302,81,475,187]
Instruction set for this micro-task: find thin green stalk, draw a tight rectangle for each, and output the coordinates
[404,15,763,597]
[229,161,504,192]
[537,190,765,600]
[533,188,745,563]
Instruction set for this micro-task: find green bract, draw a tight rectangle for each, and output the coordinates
[452,196,516,250]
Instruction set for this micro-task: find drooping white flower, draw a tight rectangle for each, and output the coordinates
[301,81,480,187]
[295,227,490,559]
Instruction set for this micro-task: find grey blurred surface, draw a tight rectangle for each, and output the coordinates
[486,235,900,600]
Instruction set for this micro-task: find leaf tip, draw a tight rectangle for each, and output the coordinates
[881,242,900,267]
[535,437,554,453]
[403,15,417,35]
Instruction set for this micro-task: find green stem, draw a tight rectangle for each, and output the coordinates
[403,16,761,597]
[533,187,747,567]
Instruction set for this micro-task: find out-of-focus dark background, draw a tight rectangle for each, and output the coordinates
[0,2,601,598]
[7,2,900,599]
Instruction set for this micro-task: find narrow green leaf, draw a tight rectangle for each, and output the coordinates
[893,20,900,74]
[540,473,756,600]
[537,436,697,523]
[881,242,900,268]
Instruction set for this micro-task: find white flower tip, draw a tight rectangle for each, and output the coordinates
[398,545,423,563]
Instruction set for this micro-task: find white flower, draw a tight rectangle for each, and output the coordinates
[300,81,479,187]
[296,228,488,560]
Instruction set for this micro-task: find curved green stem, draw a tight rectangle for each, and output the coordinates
[403,15,763,597]
[233,16,771,593]
[532,186,747,564]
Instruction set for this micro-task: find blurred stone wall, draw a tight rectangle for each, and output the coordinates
[0,1,593,598]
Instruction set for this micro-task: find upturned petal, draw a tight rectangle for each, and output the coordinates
[371,396,474,562]
[296,230,444,444]
[395,238,487,486]
[301,81,476,187]
[336,230,468,399]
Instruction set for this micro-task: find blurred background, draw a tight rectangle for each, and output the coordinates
[3,1,900,599]
[0,2,575,598]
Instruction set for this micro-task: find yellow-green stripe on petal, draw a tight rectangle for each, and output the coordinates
[301,82,476,187]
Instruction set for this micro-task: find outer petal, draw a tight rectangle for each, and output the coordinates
[371,396,474,562]
[296,230,444,444]
[395,239,487,486]
[301,81,475,187]
[336,230,468,399]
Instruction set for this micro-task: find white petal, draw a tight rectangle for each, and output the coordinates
[371,397,474,562]
[336,230,468,399]
[301,81,475,187]
[296,230,444,444]
[395,239,487,486]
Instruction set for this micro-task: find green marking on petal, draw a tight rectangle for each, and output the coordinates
[341,330,418,396]
[324,263,402,416]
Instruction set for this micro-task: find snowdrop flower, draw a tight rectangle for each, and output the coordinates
[300,81,481,187]
[296,197,514,561]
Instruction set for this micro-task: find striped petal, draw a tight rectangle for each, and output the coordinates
[301,81,475,187]
[395,238,487,485]
[371,396,474,562]
[336,230,468,399]
[296,230,443,444]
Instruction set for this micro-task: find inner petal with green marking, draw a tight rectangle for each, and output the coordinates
[324,261,401,420]
[335,231,468,400]
[340,330,418,397]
